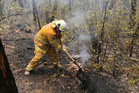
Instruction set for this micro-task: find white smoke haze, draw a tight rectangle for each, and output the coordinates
[78,34,91,44]
[66,10,86,29]
[80,45,91,68]
[59,0,69,5]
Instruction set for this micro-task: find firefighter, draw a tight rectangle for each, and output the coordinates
[25,19,67,75]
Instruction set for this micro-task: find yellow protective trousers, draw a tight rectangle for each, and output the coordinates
[26,46,59,71]
[26,37,59,71]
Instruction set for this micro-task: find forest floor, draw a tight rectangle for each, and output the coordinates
[0,28,139,93]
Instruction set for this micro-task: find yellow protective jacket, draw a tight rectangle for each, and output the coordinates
[34,21,64,54]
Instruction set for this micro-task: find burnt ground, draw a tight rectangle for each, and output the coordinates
[0,29,139,93]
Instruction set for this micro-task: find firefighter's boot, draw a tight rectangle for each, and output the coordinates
[24,71,30,75]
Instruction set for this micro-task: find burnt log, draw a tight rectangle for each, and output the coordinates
[0,39,18,93]
[76,69,112,93]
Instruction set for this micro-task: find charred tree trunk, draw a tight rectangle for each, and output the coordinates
[13,0,17,2]
[53,0,58,16]
[45,10,49,23]
[76,69,112,93]
[129,0,137,57]
[0,0,3,17]
[50,16,55,22]
[35,6,41,29]
[45,0,51,23]
[0,39,18,93]
[109,0,118,10]
[68,0,72,16]
[49,0,51,6]
[18,0,23,8]
[32,0,41,29]
[129,24,138,57]
[32,0,36,22]
[130,0,137,28]
[97,1,109,64]
[68,0,72,11]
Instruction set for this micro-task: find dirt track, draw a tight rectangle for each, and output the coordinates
[1,29,139,93]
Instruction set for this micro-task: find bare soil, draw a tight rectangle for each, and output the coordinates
[1,29,138,93]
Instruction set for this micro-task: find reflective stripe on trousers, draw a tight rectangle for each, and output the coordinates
[26,48,44,71]
[53,62,58,65]
[27,65,33,71]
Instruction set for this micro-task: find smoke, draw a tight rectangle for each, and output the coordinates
[80,45,90,68]
[78,34,91,68]
[78,34,91,44]
[66,10,91,67]
[66,10,86,29]
[58,0,91,68]
[59,0,69,5]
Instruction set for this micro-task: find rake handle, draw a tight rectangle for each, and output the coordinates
[65,50,75,61]
[64,50,82,69]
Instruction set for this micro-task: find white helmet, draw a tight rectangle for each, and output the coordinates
[55,20,66,31]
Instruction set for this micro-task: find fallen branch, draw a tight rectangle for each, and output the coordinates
[0,13,24,21]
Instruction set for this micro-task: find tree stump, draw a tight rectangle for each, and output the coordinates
[0,39,18,93]
[76,69,112,93]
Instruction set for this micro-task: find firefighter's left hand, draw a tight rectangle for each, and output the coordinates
[62,45,67,52]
